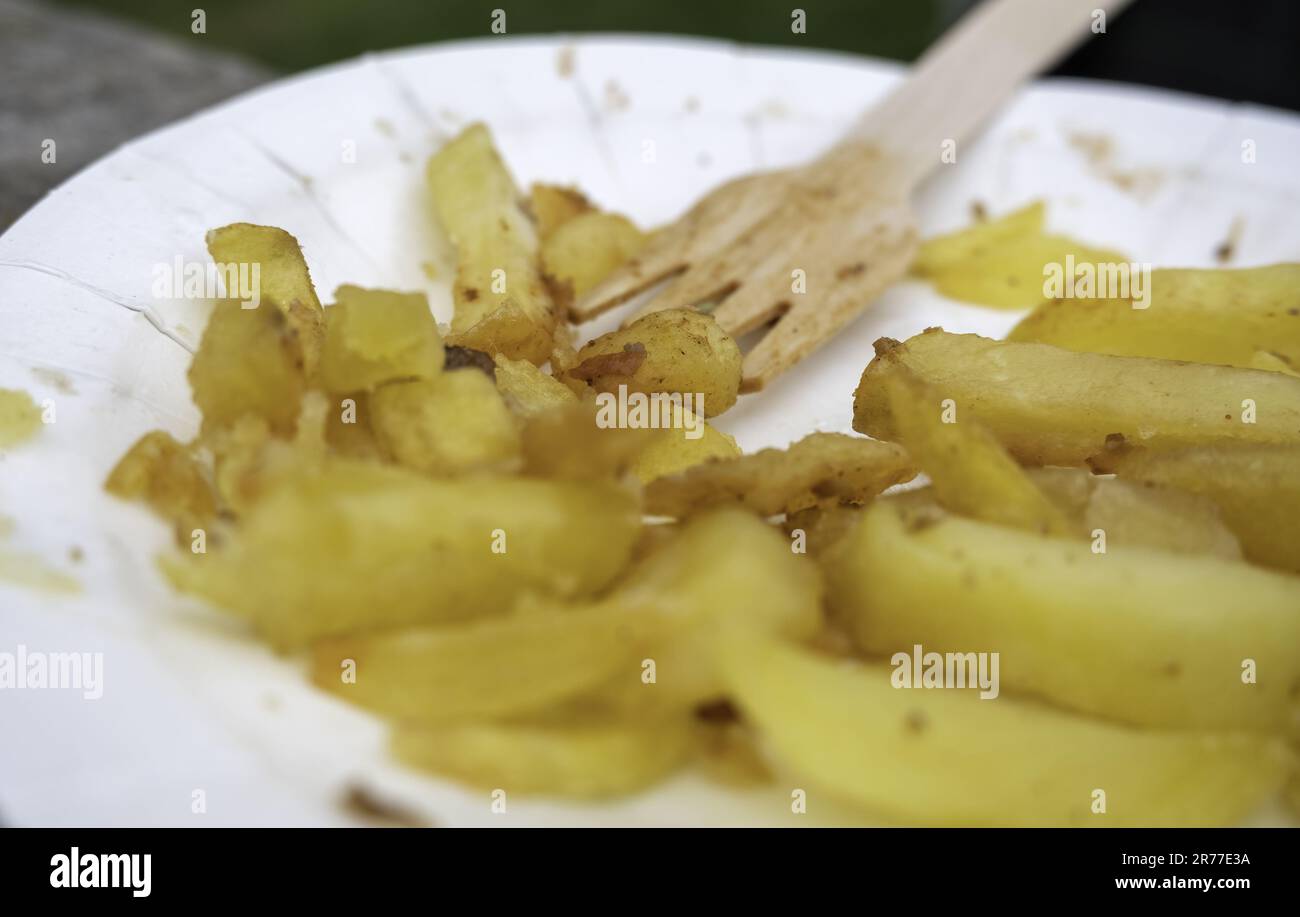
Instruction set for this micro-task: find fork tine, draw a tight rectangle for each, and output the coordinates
[707,265,800,338]
[740,231,916,392]
[571,170,790,324]
[625,206,804,325]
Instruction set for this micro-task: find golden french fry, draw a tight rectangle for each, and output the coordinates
[542,210,646,309]
[493,353,579,417]
[105,430,216,538]
[319,285,443,393]
[722,631,1292,826]
[644,432,914,518]
[824,494,1300,732]
[912,201,1129,310]
[371,370,521,476]
[528,182,593,240]
[312,598,660,724]
[1010,264,1300,369]
[1090,443,1300,574]
[394,713,695,798]
[880,367,1070,534]
[205,223,325,377]
[854,329,1300,465]
[427,124,556,364]
[163,459,641,648]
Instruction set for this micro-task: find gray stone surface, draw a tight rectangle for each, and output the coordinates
[0,0,270,229]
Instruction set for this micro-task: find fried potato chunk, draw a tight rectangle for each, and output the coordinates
[528,182,593,239]
[493,353,578,418]
[854,329,1300,465]
[880,367,1070,535]
[723,632,1292,826]
[912,201,1129,310]
[394,714,695,799]
[0,388,42,447]
[205,223,325,378]
[823,494,1300,732]
[628,411,740,484]
[312,597,661,724]
[427,123,557,364]
[1009,264,1300,369]
[371,369,521,476]
[105,430,216,537]
[542,211,646,310]
[189,299,309,437]
[644,432,915,518]
[319,285,443,393]
[163,460,641,648]
[1027,466,1242,559]
[1090,442,1300,573]
[570,309,742,417]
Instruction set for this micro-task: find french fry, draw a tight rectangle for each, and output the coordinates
[644,432,914,518]
[1028,467,1242,559]
[854,329,1300,465]
[163,459,641,648]
[312,597,660,724]
[394,713,695,798]
[880,367,1070,535]
[427,124,557,364]
[1010,264,1300,369]
[722,631,1292,826]
[823,494,1300,732]
[1090,442,1300,574]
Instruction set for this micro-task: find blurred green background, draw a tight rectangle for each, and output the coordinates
[52,0,956,73]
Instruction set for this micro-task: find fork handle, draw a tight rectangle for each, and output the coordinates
[842,0,1134,188]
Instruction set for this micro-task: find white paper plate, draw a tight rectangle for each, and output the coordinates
[2,35,1298,827]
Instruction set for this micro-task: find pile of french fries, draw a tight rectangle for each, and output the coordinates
[106,122,1300,825]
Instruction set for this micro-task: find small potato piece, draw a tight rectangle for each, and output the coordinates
[372,370,521,476]
[394,714,694,798]
[493,353,578,418]
[1090,443,1300,573]
[521,400,654,481]
[912,201,1129,310]
[542,211,646,309]
[722,632,1292,826]
[529,182,593,240]
[319,286,443,393]
[1027,467,1242,559]
[205,223,325,377]
[1009,264,1300,369]
[824,495,1300,732]
[189,299,307,437]
[607,507,823,708]
[880,368,1070,535]
[629,411,740,484]
[323,391,386,461]
[163,459,642,648]
[427,123,556,364]
[571,309,742,417]
[105,430,216,534]
[0,389,42,447]
[312,599,660,724]
[854,329,1300,465]
[644,432,915,517]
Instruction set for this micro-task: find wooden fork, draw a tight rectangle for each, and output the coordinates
[570,0,1133,392]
